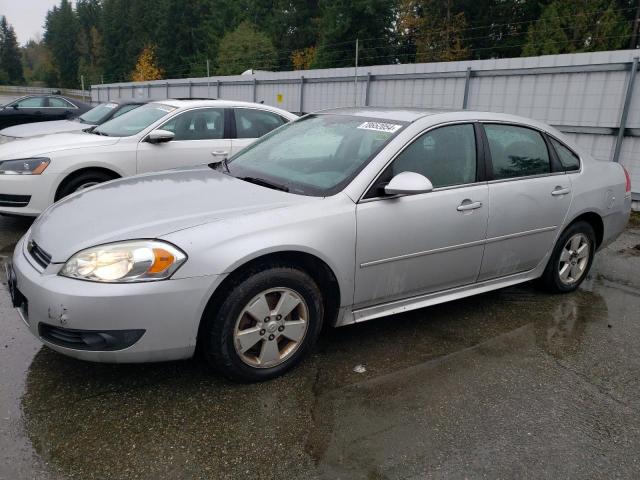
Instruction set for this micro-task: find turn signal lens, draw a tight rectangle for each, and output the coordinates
[149,248,176,274]
[60,240,186,283]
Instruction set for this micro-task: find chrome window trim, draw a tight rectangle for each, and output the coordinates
[358,120,481,203]
[13,96,79,109]
[486,171,567,185]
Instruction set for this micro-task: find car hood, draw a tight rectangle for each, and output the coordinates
[30,166,313,262]
[0,120,93,138]
[0,131,119,159]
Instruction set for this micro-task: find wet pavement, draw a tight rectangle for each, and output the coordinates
[1,214,639,479]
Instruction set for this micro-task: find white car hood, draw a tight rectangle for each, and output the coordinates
[0,131,119,159]
[30,166,314,262]
[0,120,94,138]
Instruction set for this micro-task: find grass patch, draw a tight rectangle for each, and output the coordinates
[630,211,640,228]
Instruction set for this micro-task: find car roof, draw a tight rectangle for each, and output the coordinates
[112,99,150,106]
[315,107,561,133]
[316,107,449,122]
[159,98,287,111]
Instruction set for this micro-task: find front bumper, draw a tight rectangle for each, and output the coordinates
[10,236,221,363]
[0,173,59,216]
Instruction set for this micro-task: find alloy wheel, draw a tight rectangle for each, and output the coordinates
[558,233,590,286]
[233,287,309,368]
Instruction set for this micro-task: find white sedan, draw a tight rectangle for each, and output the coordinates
[0,99,297,216]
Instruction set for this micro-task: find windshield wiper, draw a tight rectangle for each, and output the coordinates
[91,129,108,136]
[239,176,289,192]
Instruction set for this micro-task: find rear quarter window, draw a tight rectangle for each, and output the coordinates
[550,137,580,171]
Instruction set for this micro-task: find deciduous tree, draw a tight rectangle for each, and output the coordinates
[131,45,164,81]
[215,21,277,75]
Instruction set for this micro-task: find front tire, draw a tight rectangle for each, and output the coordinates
[202,266,324,382]
[55,170,116,201]
[540,221,596,293]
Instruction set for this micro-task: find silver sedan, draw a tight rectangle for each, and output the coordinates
[7,108,632,381]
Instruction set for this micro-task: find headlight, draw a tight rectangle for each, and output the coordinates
[60,240,187,283]
[0,157,50,175]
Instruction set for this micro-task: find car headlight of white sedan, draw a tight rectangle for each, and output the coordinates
[0,157,50,175]
[60,240,187,283]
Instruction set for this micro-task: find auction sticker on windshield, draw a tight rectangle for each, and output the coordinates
[357,121,402,133]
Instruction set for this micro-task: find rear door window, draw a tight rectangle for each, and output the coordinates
[234,108,286,139]
[48,97,75,108]
[484,124,551,179]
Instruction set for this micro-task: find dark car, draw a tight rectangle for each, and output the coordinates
[0,100,148,139]
[0,95,92,129]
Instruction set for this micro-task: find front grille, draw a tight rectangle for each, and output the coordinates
[27,240,52,269]
[38,323,145,351]
[0,194,31,208]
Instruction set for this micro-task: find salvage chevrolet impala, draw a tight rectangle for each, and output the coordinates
[7,108,632,381]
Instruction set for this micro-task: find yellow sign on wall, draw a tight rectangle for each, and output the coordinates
[276,93,283,103]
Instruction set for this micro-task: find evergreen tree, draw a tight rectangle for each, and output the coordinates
[238,0,321,70]
[398,0,469,63]
[456,0,549,59]
[523,0,631,55]
[44,0,80,87]
[215,21,277,75]
[313,0,396,69]
[0,16,25,84]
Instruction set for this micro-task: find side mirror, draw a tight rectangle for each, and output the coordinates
[12,104,19,110]
[384,171,433,196]
[146,129,175,144]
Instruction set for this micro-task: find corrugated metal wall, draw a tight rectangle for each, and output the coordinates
[93,49,640,196]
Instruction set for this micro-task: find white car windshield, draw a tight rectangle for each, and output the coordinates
[93,103,176,137]
[227,114,406,196]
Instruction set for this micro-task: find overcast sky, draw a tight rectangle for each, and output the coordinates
[0,0,74,45]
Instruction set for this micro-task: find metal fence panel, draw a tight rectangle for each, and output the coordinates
[91,49,640,195]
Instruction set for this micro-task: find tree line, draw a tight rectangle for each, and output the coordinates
[2,0,639,89]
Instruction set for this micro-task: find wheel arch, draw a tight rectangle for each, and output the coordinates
[565,211,604,248]
[54,166,121,201]
[197,250,342,347]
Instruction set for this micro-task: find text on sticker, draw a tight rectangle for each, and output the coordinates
[358,122,402,133]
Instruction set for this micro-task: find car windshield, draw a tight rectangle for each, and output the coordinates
[77,103,119,124]
[227,114,406,196]
[93,103,175,137]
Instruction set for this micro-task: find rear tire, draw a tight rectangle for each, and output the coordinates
[55,170,116,201]
[202,266,324,382]
[540,221,596,293]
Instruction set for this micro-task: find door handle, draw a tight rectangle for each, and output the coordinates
[457,200,483,211]
[211,150,229,156]
[551,186,571,196]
